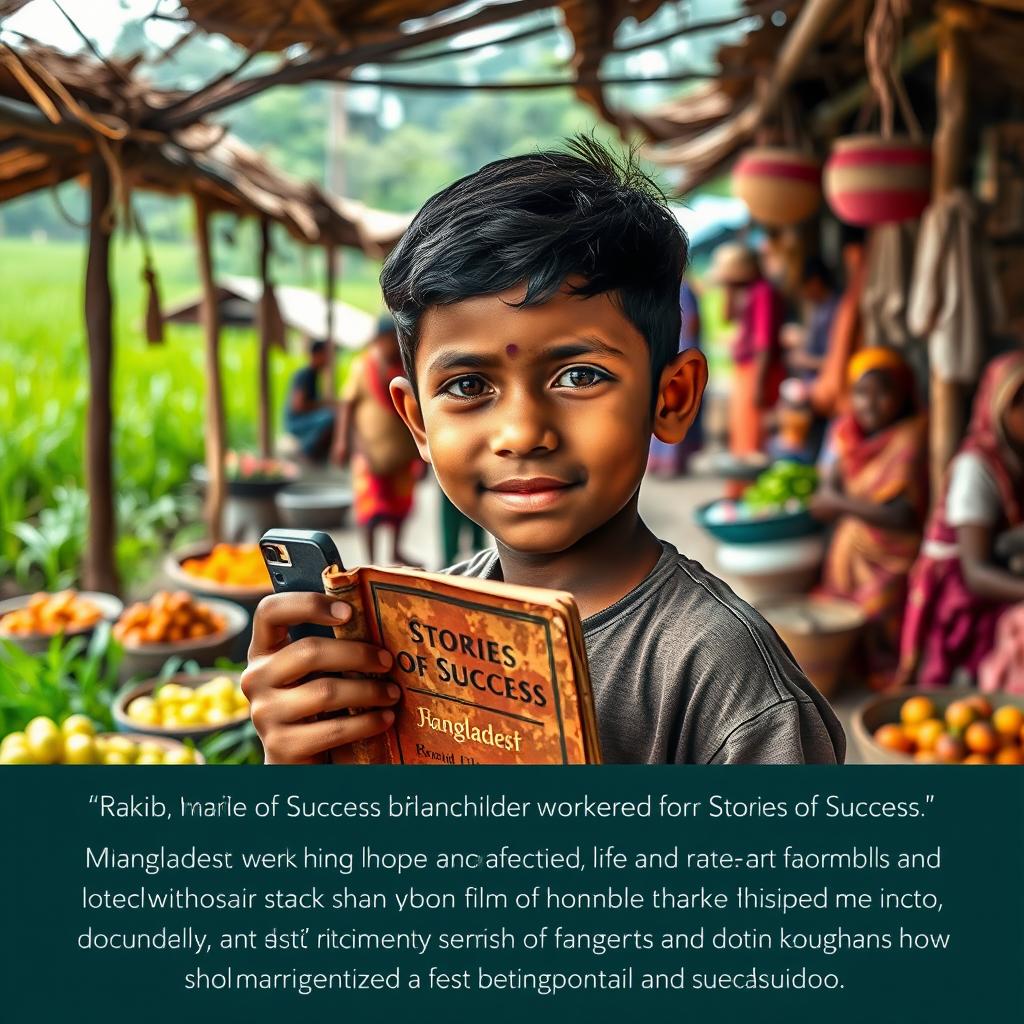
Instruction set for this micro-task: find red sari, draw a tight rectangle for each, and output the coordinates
[818,411,928,689]
[899,352,1024,688]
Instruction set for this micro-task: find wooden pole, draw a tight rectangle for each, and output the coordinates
[257,216,273,458]
[928,7,972,498]
[194,194,226,542]
[83,153,119,595]
[324,243,338,398]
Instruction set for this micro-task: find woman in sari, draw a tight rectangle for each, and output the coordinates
[899,351,1024,688]
[810,347,928,689]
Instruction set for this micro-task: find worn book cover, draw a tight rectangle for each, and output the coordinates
[322,564,600,765]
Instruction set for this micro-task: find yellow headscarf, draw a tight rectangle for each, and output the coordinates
[846,346,909,385]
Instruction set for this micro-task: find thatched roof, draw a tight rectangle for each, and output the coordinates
[172,0,669,122]
[0,41,409,253]
[639,0,1024,193]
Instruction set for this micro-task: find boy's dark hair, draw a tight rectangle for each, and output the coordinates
[310,339,328,357]
[379,135,688,401]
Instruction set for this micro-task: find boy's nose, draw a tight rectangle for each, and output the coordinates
[489,395,559,457]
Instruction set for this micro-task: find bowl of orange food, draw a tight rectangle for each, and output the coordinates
[165,541,273,606]
[113,590,248,678]
[0,590,124,654]
[853,687,1024,765]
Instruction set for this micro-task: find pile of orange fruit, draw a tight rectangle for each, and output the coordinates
[112,591,225,647]
[874,694,1024,764]
[0,591,103,637]
[180,544,272,589]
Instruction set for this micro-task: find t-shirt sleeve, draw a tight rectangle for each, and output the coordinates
[706,699,842,765]
[946,452,1002,527]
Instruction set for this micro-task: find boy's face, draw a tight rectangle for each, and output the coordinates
[390,282,703,555]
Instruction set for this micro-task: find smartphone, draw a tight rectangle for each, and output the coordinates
[259,529,343,643]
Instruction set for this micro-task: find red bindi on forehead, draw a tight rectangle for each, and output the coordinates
[505,343,519,358]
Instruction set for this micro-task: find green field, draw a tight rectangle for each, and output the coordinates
[0,233,383,590]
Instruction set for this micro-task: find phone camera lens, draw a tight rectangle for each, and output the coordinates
[262,544,279,562]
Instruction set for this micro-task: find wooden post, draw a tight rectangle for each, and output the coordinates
[928,7,972,498]
[324,242,338,398]
[257,217,273,458]
[194,195,226,543]
[83,153,119,594]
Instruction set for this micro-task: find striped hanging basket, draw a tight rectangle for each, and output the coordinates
[823,134,931,225]
[732,147,822,226]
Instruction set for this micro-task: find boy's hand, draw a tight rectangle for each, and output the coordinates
[241,592,399,764]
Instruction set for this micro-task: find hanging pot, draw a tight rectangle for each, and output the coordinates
[732,147,821,226]
[824,134,931,226]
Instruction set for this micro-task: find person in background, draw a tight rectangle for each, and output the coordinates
[712,243,787,496]
[783,255,840,381]
[283,339,335,459]
[899,351,1024,688]
[332,316,423,566]
[648,277,702,476]
[810,347,928,689]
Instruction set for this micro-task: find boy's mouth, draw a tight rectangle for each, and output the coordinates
[483,476,582,511]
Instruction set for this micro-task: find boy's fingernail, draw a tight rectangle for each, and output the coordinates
[329,601,351,621]
[387,684,401,700]
[381,710,395,725]
[378,650,393,667]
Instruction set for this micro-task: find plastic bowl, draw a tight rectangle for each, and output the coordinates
[116,597,249,680]
[853,687,1024,764]
[0,591,124,655]
[695,500,823,544]
[114,670,248,741]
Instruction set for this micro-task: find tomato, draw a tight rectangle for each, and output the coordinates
[61,714,96,738]
[63,733,96,765]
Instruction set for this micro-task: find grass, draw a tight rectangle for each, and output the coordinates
[0,231,383,588]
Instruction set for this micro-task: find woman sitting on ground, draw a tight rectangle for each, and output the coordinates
[899,350,1024,688]
[810,347,928,689]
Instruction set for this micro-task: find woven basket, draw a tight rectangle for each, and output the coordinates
[824,134,931,225]
[733,147,821,226]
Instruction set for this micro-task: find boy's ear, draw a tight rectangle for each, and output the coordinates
[652,349,707,444]
[389,377,432,464]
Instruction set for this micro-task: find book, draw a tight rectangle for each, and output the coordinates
[320,562,601,765]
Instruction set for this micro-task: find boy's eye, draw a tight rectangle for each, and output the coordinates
[553,365,611,389]
[442,375,490,399]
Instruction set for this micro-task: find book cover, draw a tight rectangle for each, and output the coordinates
[322,564,600,765]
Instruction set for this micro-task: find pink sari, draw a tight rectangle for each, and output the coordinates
[898,352,1024,688]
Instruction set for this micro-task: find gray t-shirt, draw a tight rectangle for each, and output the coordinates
[447,540,846,765]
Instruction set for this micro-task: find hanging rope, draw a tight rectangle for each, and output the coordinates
[864,0,922,139]
[129,199,165,345]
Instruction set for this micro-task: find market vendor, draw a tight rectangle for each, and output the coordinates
[810,347,928,689]
[900,351,1024,689]
[283,339,336,459]
[711,243,787,497]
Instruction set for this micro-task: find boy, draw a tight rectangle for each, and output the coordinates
[283,339,335,459]
[242,138,845,765]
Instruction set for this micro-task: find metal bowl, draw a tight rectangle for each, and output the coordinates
[276,482,353,531]
[0,591,124,655]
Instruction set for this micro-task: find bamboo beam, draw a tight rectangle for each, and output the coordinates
[83,153,119,595]
[194,194,227,542]
[257,216,273,458]
[929,6,973,498]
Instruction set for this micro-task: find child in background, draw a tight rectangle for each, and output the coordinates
[332,316,423,567]
[810,348,928,689]
[900,351,1024,688]
[244,138,844,765]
